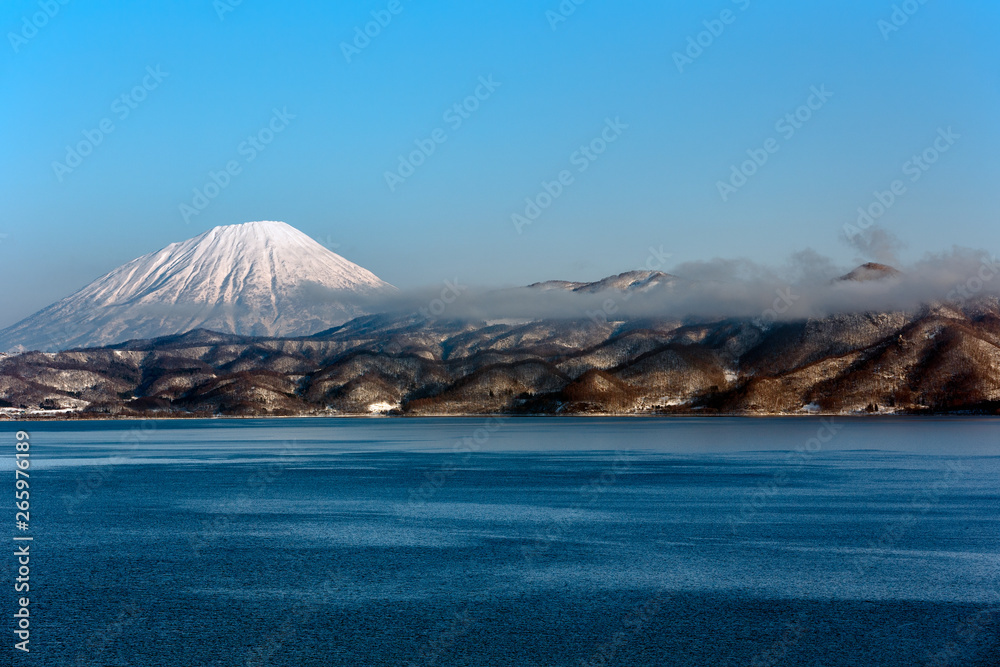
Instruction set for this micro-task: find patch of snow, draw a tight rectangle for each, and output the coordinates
[367,402,397,414]
[485,319,534,326]
[656,396,690,407]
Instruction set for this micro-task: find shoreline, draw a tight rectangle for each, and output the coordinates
[2,410,998,424]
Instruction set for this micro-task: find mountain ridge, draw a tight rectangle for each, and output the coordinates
[528,270,678,293]
[2,294,998,419]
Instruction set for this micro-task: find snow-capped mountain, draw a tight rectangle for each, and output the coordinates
[528,270,678,293]
[0,221,395,352]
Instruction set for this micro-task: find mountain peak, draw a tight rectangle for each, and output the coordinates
[208,219,301,239]
[838,263,902,282]
[0,221,394,352]
[190,220,337,256]
[529,270,677,293]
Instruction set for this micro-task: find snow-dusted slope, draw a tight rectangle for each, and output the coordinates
[0,221,395,352]
[528,270,678,293]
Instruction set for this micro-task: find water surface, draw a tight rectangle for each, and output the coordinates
[5,417,999,665]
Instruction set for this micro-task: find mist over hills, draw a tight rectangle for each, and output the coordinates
[342,251,1000,325]
[2,288,998,419]
[1,220,998,418]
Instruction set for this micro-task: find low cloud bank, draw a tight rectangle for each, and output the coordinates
[303,247,1000,324]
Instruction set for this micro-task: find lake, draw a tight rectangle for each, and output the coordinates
[5,417,999,666]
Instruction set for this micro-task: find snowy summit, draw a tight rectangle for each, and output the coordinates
[0,221,395,352]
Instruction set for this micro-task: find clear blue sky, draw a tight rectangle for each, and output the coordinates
[1,0,998,327]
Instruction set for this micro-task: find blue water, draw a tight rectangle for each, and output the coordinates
[4,417,999,665]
